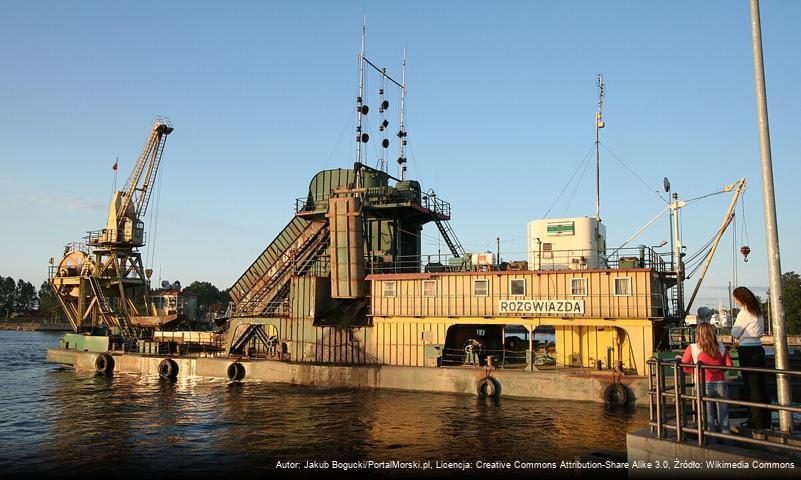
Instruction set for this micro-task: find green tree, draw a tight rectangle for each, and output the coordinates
[14,279,36,312]
[764,271,801,335]
[0,276,15,319]
[37,281,65,322]
[183,281,230,315]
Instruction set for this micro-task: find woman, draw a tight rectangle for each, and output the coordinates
[731,286,770,429]
[681,322,733,434]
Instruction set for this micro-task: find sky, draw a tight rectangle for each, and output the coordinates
[0,1,799,310]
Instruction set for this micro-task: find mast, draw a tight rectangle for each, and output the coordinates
[595,74,604,220]
[355,16,366,185]
[398,48,408,180]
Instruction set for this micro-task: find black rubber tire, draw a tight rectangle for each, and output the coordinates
[158,358,178,380]
[604,383,630,406]
[476,377,500,398]
[95,353,114,375]
[227,362,245,381]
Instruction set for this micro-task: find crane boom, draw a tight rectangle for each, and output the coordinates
[117,120,173,228]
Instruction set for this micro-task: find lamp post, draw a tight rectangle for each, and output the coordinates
[750,0,792,432]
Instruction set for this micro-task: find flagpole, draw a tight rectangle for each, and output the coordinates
[112,156,118,195]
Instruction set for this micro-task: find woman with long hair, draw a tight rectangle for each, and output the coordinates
[731,286,770,429]
[681,322,733,434]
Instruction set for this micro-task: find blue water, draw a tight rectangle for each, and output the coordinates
[0,331,648,477]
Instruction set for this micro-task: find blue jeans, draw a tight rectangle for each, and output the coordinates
[705,381,730,433]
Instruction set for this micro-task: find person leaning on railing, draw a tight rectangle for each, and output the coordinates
[680,321,734,435]
[731,286,771,429]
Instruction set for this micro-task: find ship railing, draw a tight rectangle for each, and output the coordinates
[310,247,669,276]
[294,186,451,218]
[647,357,801,454]
[532,247,668,273]
[84,227,147,246]
[439,347,531,369]
[667,326,735,350]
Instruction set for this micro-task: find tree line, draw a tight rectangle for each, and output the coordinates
[0,277,56,320]
[1,275,232,322]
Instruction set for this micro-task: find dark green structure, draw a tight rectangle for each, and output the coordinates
[225,163,459,360]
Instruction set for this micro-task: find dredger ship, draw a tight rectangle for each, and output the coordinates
[45,40,746,408]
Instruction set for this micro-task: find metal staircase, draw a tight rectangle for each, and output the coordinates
[235,222,329,317]
[87,276,133,337]
[434,218,466,258]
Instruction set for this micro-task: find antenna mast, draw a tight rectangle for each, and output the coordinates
[398,48,408,180]
[595,74,605,220]
[355,17,367,177]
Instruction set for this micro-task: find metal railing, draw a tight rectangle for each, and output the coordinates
[647,357,801,454]
[294,186,451,218]
[313,247,669,276]
[532,247,669,273]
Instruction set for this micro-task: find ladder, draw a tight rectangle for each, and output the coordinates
[434,218,466,258]
[88,276,133,337]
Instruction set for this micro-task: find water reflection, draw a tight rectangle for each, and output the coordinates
[0,331,648,475]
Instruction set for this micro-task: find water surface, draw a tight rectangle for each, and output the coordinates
[0,331,648,476]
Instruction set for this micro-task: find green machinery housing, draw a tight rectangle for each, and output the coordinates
[225,163,460,362]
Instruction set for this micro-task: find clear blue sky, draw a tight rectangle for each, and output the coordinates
[1,1,799,310]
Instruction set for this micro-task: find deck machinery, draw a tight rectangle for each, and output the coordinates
[225,163,461,361]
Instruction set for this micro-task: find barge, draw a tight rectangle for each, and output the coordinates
[47,39,719,409]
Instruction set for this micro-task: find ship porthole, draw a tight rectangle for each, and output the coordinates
[476,377,499,398]
[227,362,246,382]
[158,358,178,380]
[95,353,114,376]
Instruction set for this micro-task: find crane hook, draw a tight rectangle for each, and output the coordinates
[740,245,751,262]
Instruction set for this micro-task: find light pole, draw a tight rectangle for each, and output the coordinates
[750,0,792,432]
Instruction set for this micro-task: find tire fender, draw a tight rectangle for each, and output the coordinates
[604,383,630,406]
[158,358,178,380]
[227,362,246,381]
[95,353,114,375]
[476,377,500,398]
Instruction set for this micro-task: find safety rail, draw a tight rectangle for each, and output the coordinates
[533,247,669,273]
[311,247,669,276]
[294,186,451,218]
[647,357,801,454]
[439,346,550,369]
[84,226,146,246]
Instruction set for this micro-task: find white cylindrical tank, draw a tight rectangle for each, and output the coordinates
[470,252,495,266]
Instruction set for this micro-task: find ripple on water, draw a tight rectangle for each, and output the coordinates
[0,331,648,474]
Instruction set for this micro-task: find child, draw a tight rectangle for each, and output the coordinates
[681,322,733,434]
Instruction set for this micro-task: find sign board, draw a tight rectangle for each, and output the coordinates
[546,221,575,236]
[499,299,585,315]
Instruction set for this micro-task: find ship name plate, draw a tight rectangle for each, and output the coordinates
[498,299,584,315]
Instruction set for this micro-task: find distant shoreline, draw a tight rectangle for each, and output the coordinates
[0,321,72,332]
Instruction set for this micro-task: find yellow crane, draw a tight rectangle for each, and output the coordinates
[49,119,174,343]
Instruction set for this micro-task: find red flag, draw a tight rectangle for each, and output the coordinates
[112,159,118,171]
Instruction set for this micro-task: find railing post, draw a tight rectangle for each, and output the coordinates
[678,359,687,440]
[655,358,664,438]
[695,362,705,445]
[673,358,683,441]
[648,359,656,434]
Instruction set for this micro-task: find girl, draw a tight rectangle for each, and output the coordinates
[681,322,733,434]
[731,286,770,429]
